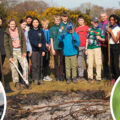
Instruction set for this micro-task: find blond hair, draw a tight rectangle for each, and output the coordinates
[41,18,49,25]
[54,15,61,20]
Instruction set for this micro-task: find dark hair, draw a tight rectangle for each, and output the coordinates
[30,17,41,29]
[0,16,2,20]
[109,14,119,25]
[8,18,16,24]
[78,15,85,20]
[19,19,26,24]
[61,11,68,17]
[26,16,33,19]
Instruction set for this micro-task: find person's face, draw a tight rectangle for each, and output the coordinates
[42,23,48,30]
[9,21,16,30]
[69,29,72,33]
[55,18,60,25]
[78,18,85,26]
[20,22,27,30]
[26,18,32,25]
[110,17,116,26]
[0,19,2,26]
[32,20,39,28]
[100,14,107,22]
[61,16,68,22]
[92,22,99,28]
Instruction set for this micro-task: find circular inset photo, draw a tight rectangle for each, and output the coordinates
[0,82,7,120]
[110,77,120,120]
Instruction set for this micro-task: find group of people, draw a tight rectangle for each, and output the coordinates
[0,11,120,90]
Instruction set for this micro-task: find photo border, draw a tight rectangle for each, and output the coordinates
[0,82,7,120]
[110,76,120,120]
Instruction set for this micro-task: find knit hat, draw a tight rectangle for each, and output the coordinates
[92,17,99,23]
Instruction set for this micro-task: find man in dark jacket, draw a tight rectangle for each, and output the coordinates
[98,12,109,79]
[0,17,6,81]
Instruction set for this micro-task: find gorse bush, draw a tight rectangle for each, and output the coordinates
[6,7,91,28]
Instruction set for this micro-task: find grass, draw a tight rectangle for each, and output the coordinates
[6,77,112,97]
[2,57,112,97]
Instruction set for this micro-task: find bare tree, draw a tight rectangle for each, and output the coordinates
[1,0,19,8]
[75,2,92,13]
[9,1,48,13]
[90,5,104,18]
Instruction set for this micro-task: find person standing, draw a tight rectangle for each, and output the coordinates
[41,19,52,81]
[50,15,64,81]
[0,17,6,79]
[99,12,109,79]
[59,23,80,84]
[28,18,46,85]
[26,16,33,31]
[60,11,69,33]
[20,19,32,60]
[75,15,89,79]
[107,14,120,82]
[4,19,29,89]
[85,17,105,84]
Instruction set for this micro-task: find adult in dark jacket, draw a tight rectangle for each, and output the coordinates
[28,18,46,85]
[98,12,109,79]
[0,17,6,80]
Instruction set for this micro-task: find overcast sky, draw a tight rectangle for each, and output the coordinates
[21,0,120,9]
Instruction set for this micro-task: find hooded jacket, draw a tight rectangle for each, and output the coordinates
[59,31,80,56]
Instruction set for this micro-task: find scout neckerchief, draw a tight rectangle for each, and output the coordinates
[102,20,108,33]
[109,24,118,38]
[110,24,118,30]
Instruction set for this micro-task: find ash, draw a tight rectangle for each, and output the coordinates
[4,90,112,120]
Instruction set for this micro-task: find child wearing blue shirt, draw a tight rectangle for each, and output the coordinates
[59,23,80,84]
[41,19,52,81]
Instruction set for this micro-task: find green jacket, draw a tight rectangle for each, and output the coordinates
[60,22,68,33]
[4,27,26,58]
[50,24,62,50]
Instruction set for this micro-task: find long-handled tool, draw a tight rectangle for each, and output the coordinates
[11,61,29,85]
[28,57,31,76]
[107,23,113,85]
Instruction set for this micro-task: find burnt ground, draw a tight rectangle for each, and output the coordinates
[4,90,112,120]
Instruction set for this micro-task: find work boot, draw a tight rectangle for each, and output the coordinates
[88,78,92,83]
[15,82,21,90]
[56,77,60,81]
[96,80,101,84]
[39,79,44,84]
[66,78,71,84]
[73,78,78,83]
[60,76,64,81]
[34,80,39,85]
